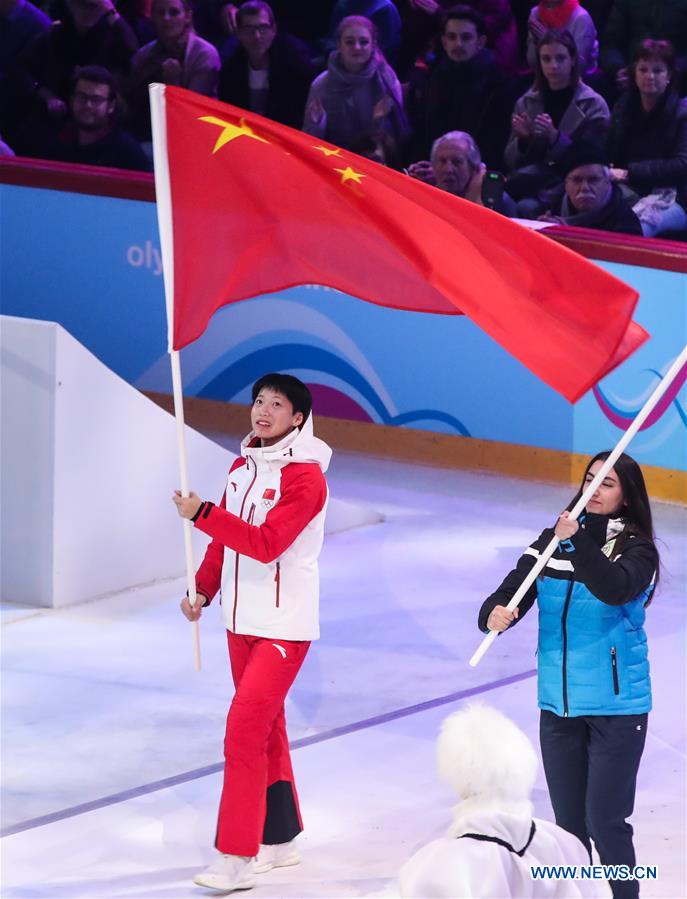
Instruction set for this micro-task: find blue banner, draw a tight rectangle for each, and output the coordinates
[1,183,684,470]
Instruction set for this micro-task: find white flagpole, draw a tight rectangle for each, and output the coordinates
[150,83,202,672]
[470,344,687,668]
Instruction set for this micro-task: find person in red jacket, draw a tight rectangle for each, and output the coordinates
[172,373,331,894]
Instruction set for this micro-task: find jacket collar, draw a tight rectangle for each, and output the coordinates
[240,412,332,473]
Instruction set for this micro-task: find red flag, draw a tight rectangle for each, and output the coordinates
[151,85,647,402]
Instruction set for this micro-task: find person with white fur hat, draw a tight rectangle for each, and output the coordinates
[398,703,594,898]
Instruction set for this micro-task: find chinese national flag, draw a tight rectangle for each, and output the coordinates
[152,85,647,403]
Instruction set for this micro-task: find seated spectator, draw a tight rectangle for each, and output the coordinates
[526,1,598,76]
[218,1,316,130]
[20,0,137,118]
[0,0,52,136]
[473,0,520,72]
[399,0,520,76]
[0,0,51,80]
[349,127,400,166]
[408,129,516,214]
[192,0,237,60]
[601,0,687,95]
[330,0,402,68]
[607,39,687,238]
[128,0,220,139]
[212,0,334,62]
[398,704,594,898]
[505,28,609,204]
[303,15,407,154]
[406,5,513,169]
[116,0,155,46]
[537,143,642,233]
[22,65,151,169]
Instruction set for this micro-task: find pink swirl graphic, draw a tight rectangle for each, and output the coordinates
[593,362,687,431]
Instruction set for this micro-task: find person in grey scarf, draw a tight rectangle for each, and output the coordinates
[303,14,407,157]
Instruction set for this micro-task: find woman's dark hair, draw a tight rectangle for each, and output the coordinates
[251,373,312,423]
[570,451,659,595]
[629,39,676,88]
[534,28,581,90]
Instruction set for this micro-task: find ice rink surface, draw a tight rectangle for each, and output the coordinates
[2,446,685,899]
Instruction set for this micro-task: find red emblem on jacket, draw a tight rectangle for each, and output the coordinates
[262,489,276,500]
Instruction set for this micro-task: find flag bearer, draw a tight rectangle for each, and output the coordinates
[173,373,330,893]
[479,452,659,899]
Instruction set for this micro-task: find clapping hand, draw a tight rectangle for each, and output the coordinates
[220,2,238,35]
[532,113,557,144]
[372,95,393,121]
[528,18,546,41]
[406,160,434,184]
[306,97,325,126]
[161,57,182,84]
[46,97,67,117]
[512,113,532,140]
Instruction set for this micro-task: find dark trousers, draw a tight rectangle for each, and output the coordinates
[540,710,648,899]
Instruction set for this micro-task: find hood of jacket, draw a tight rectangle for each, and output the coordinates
[448,797,535,850]
[241,412,332,472]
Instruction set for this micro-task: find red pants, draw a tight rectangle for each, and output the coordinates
[216,632,310,856]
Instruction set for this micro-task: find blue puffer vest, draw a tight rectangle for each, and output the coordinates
[537,575,652,717]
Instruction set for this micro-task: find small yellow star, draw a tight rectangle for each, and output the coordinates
[199,116,270,154]
[313,145,343,157]
[334,166,365,185]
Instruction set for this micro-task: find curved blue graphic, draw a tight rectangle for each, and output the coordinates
[198,343,471,436]
[592,363,687,432]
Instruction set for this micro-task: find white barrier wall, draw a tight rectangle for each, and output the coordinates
[1,316,231,607]
[1,316,378,607]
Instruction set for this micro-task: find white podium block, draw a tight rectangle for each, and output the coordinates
[1,316,382,608]
[1,316,232,607]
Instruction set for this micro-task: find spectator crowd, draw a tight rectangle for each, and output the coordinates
[1,0,686,239]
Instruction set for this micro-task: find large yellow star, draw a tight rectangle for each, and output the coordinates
[334,166,365,185]
[314,145,342,157]
[199,116,270,154]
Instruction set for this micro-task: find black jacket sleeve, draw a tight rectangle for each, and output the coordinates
[567,529,657,604]
[477,528,552,633]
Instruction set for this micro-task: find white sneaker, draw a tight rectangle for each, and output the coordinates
[254,839,300,874]
[193,854,257,892]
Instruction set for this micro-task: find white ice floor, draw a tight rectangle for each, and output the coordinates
[2,447,685,899]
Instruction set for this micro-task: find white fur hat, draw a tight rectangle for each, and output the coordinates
[437,703,538,804]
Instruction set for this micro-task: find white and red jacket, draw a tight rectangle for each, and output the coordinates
[193,415,331,641]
